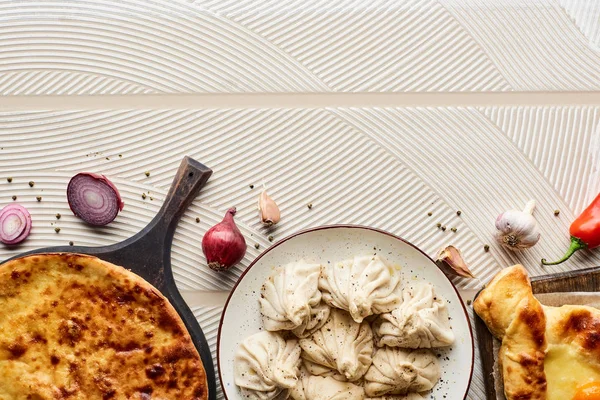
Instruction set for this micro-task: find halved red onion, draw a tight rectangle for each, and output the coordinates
[0,204,32,245]
[67,172,124,226]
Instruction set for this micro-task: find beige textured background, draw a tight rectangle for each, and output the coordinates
[1,1,600,399]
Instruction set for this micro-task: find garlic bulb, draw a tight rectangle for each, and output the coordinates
[495,200,540,250]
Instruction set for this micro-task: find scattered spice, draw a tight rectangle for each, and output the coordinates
[69,241,74,246]
[307,203,313,209]
[450,227,457,233]
[249,184,254,189]
[441,226,447,231]
[457,210,462,216]
[142,193,147,200]
[105,157,109,160]
[195,217,200,223]
[118,154,123,158]
[427,212,432,216]
[36,196,42,202]
[268,235,274,242]
[436,223,441,228]
[28,181,34,187]
[6,177,12,183]
[54,227,61,233]
[467,300,472,306]
[145,171,150,177]
[554,209,560,216]
[254,243,260,249]
[56,213,61,220]
[484,244,490,252]
[11,195,16,201]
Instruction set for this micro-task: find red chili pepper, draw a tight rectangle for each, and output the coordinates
[542,193,600,265]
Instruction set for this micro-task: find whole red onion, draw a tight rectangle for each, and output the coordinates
[202,207,246,271]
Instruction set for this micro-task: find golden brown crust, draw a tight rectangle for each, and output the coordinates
[0,253,207,400]
[545,305,600,362]
[474,264,532,339]
[499,294,547,400]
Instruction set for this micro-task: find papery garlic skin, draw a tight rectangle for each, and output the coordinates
[494,200,540,250]
[259,190,281,227]
[436,245,475,278]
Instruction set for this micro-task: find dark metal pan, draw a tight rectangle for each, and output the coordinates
[1,156,216,400]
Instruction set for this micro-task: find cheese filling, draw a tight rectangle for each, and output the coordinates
[545,344,600,400]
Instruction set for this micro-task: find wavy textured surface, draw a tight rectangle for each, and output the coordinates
[217,0,510,92]
[0,106,598,399]
[0,1,328,94]
[479,106,600,214]
[559,0,600,50]
[442,0,600,91]
[0,0,599,94]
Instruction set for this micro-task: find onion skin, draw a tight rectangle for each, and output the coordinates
[67,172,124,226]
[202,208,247,271]
[0,204,32,245]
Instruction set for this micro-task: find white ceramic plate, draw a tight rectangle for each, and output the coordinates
[218,225,474,399]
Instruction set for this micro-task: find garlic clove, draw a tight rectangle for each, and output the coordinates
[258,190,281,227]
[494,199,540,250]
[436,245,475,279]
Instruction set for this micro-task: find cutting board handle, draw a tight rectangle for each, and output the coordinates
[95,156,213,289]
[150,156,213,237]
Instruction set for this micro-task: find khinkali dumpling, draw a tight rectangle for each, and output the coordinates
[319,255,401,323]
[260,261,330,338]
[374,282,455,348]
[301,358,348,382]
[290,369,365,400]
[364,347,440,397]
[235,331,301,400]
[299,309,373,381]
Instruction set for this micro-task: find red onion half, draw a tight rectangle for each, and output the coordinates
[0,204,32,245]
[67,172,124,226]
[202,208,247,271]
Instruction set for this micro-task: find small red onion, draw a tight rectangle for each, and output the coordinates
[67,172,124,226]
[0,203,32,245]
[202,207,247,271]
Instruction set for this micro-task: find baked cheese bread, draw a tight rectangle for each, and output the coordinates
[475,265,600,400]
[498,293,547,400]
[0,253,208,400]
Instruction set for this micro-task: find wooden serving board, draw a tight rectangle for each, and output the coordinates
[0,156,216,400]
[475,266,600,400]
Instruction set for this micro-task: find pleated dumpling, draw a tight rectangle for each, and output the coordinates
[364,347,440,397]
[319,255,401,323]
[301,358,346,381]
[290,369,365,400]
[299,308,373,381]
[234,331,301,400]
[260,261,330,338]
[374,282,455,348]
